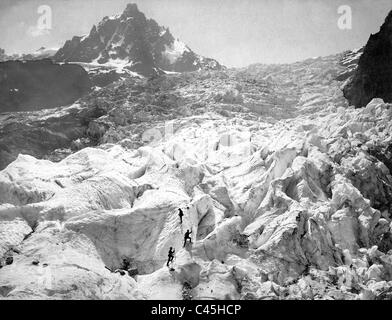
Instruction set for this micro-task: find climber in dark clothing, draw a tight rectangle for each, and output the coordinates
[167,247,175,267]
[178,208,184,224]
[183,230,192,247]
[121,258,130,271]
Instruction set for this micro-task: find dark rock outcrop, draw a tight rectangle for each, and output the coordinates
[54,3,222,77]
[343,11,392,107]
[0,59,92,112]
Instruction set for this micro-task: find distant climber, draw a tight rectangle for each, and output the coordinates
[5,256,13,265]
[303,263,311,275]
[167,247,175,267]
[183,229,192,247]
[178,208,184,224]
[121,258,130,271]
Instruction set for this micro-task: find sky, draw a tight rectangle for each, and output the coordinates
[0,0,390,67]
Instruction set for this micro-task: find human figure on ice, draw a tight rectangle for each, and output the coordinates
[183,229,192,247]
[167,247,175,267]
[121,258,130,270]
[178,208,184,224]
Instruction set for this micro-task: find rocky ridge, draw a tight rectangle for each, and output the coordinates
[344,11,392,107]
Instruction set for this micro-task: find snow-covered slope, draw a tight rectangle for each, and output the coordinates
[1,42,392,299]
[0,47,58,62]
[26,47,58,60]
[1,95,392,299]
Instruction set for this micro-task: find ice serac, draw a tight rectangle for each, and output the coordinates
[54,3,222,77]
[343,11,392,108]
[2,91,392,299]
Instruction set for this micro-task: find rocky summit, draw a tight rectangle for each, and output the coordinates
[54,3,222,77]
[1,6,392,301]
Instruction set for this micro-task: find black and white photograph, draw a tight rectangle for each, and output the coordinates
[1,0,392,306]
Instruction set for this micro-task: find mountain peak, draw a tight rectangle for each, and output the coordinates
[381,10,392,31]
[122,3,140,17]
[54,3,222,77]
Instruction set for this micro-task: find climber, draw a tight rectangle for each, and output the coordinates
[178,208,184,224]
[121,258,130,271]
[5,256,13,265]
[183,229,192,247]
[167,247,175,267]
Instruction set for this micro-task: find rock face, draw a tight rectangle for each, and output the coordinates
[54,3,222,77]
[343,11,392,107]
[0,59,92,112]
